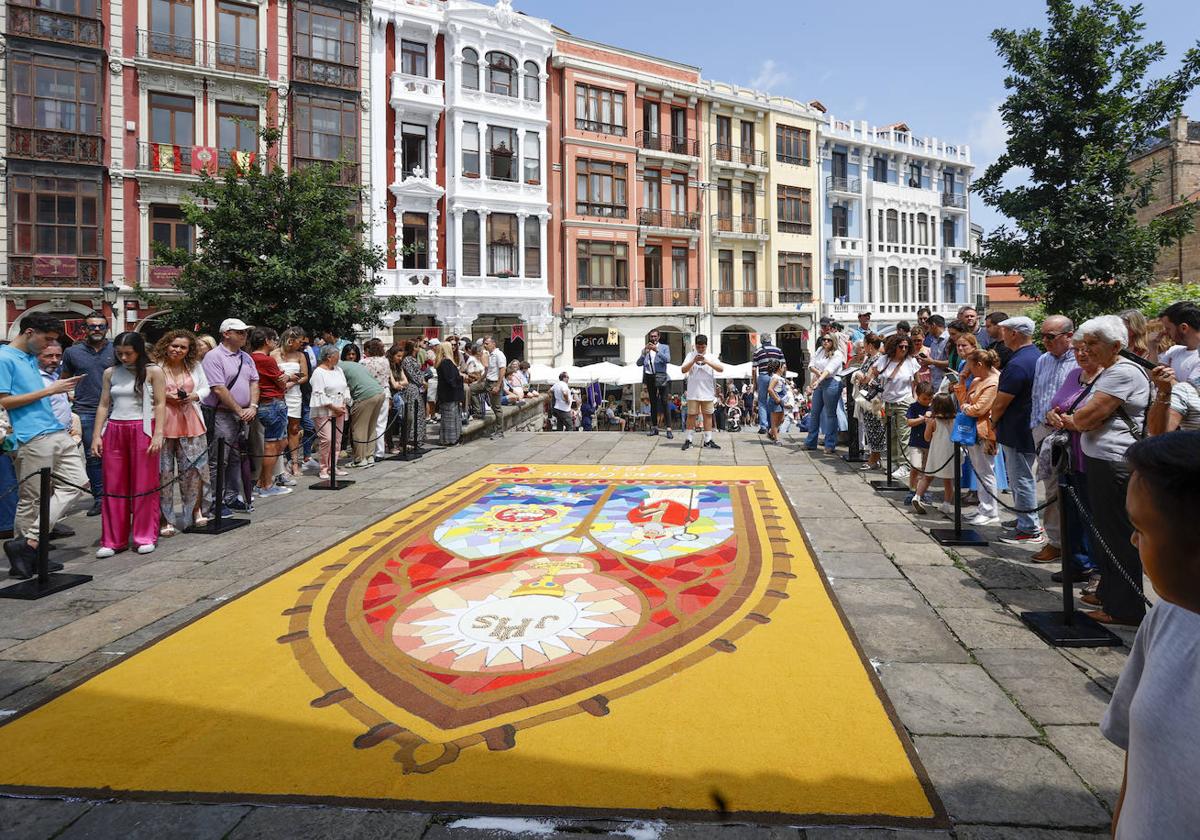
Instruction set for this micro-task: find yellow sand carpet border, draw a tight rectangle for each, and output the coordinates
[0,464,947,828]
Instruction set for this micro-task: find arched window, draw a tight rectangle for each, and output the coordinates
[886,266,900,301]
[885,209,898,243]
[462,48,479,90]
[485,51,516,97]
[523,60,540,101]
[917,267,930,301]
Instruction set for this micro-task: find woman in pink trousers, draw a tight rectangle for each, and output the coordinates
[91,332,165,557]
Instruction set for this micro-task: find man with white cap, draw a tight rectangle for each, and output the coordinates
[201,317,260,516]
[989,316,1044,546]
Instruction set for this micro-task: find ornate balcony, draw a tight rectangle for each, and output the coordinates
[636,208,701,232]
[635,130,699,158]
[136,142,265,177]
[135,30,268,77]
[638,287,700,307]
[390,72,444,112]
[292,56,358,90]
[778,289,814,305]
[711,215,768,239]
[7,3,102,49]
[7,128,102,165]
[711,143,767,169]
[829,237,862,258]
[943,247,966,264]
[826,175,861,194]
[713,289,773,310]
[942,192,968,210]
[8,256,105,289]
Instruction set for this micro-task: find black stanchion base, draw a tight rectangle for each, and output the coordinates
[842,452,868,464]
[0,572,93,600]
[869,479,910,493]
[186,517,250,535]
[929,527,989,547]
[1020,610,1124,648]
[310,479,356,491]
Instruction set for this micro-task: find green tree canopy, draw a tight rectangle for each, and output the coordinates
[972,0,1200,320]
[154,129,407,336]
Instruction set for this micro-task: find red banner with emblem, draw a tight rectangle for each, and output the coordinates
[150,143,184,173]
[63,319,87,342]
[510,324,525,343]
[191,146,218,176]
[422,327,440,340]
[33,256,78,277]
[230,150,256,174]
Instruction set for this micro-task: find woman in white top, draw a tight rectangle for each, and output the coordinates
[273,326,309,476]
[92,332,166,557]
[309,344,351,480]
[861,333,922,476]
[805,335,847,453]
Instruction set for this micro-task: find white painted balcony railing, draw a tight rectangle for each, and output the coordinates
[823,301,964,318]
[378,268,444,294]
[830,237,861,257]
[943,247,966,263]
[455,274,546,292]
[390,73,444,111]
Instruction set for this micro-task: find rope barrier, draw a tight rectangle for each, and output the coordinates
[1064,484,1153,608]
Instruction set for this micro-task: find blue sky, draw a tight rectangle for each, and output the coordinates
[518,0,1200,234]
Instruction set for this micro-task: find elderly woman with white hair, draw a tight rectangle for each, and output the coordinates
[1046,314,1151,627]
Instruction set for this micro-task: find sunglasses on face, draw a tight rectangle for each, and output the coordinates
[86,324,106,330]
[1040,332,1065,340]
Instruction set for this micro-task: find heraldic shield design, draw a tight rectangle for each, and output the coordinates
[283,467,789,773]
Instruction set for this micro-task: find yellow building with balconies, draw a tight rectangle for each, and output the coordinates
[699,82,822,370]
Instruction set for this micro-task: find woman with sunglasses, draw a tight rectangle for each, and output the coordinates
[861,333,921,478]
[805,334,846,453]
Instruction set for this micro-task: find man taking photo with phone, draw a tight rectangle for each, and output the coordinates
[681,335,724,451]
[0,313,89,579]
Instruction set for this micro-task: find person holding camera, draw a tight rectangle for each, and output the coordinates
[154,330,210,534]
[637,330,672,439]
[680,335,724,451]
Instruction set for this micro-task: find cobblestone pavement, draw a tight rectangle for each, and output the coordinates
[0,429,1138,839]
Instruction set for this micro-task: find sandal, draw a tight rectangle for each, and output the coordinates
[159,524,177,538]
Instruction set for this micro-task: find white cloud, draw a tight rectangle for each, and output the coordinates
[966,101,1009,167]
[748,59,789,93]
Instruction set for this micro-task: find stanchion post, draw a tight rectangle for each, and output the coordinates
[870,411,907,493]
[311,415,355,490]
[188,436,249,534]
[0,467,93,600]
[842,373,865,464]
[1019,440,1121,647]
[931,446,987,547]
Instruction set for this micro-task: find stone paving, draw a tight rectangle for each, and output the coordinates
[0,428,1139,839]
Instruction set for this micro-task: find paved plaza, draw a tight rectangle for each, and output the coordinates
[0,430,1135,839]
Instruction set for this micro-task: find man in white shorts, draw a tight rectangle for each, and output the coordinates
[681,335,724,451]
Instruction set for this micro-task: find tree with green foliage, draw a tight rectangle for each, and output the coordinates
[152,128,408,336]
[972,0,1200,320]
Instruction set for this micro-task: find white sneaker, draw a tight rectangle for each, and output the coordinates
[301,457,321,473]
[939,502,956,517]
[136,543,156,555]
[258,485,293,498]
[96,547,116,558]
[276,473,297,487]
[969,513,1000,526]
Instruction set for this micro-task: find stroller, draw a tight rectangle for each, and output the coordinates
[725,404,743,433]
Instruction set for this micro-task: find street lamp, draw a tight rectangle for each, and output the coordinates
[101,283,121,323]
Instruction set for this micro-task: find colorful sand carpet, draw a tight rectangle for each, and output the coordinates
[0,464,943,826]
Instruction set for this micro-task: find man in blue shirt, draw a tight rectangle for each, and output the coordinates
[989,316,1044,546]
[920,315,951,390]
[637,330,672,439]
[751,335,784,433]
[60,311,114,516]
[0,313,89,578]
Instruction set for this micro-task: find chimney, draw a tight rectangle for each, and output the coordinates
[1172,115,1188,141]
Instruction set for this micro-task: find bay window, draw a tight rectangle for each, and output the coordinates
[577,240,629,300]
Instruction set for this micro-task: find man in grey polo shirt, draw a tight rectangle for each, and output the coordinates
[201,318,260,514]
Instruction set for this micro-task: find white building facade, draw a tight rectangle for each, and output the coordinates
[819,116,974,322]
[369,0,554,360]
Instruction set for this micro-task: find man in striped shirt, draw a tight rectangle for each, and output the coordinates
[752,336,784,433]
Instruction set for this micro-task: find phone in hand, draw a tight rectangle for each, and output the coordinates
[176,389,188,401]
